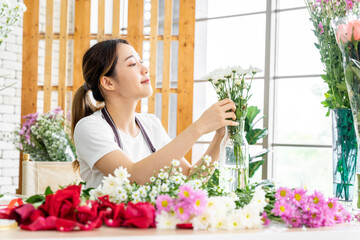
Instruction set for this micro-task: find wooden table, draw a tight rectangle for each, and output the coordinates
[2,222,360,240]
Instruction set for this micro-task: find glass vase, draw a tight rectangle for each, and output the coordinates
[333,15,360,210]
[331,108,357,202]
[219,118,249,192]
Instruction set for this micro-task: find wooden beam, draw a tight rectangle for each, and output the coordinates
[148,0,158,114]
[177,0,195,163]
[161,0,172,131]
[112,0,120,37]
[97,0,105,41]
[39,33,179,41]
[58,0,68,112]
[44,0,54,112]
[127,0,144,113]
[73,0,91,95]
[19,0,40,194]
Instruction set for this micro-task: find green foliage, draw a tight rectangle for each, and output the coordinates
[25,194,45,205]
[245,106,269,178]
[44,186,53,196]
[305,0,360,114]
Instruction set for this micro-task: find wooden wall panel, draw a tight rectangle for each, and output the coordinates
[127,0,144,113]
[73,0,91,95]
[97,0,105,41]
[19,0,40,194]
[177,0,195,163]
[148,0,158,114]
[44,0,54,112]
[58,0,68,110]
[161,0,172,130]
[112,0,120,37]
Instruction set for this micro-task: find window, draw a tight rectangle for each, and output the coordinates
[193,0,332,196]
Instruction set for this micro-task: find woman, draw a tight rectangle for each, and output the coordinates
[72,39,238,188]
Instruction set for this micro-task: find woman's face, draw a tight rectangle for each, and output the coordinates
[110,44,152,100]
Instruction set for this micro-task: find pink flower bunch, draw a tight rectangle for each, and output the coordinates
[155,185,207,222]
[19,112,39,147]
[272,187,351,228]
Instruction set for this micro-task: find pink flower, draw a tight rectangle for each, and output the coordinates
[336,23,352,44]
[275,187,291,201]
[261,212,270,226]
[178,185,195,201]
[304,208,324,228]
[325,197,339,213]
[272,199,293,217]
[174,201,191,222]
[284,209,302,228]
[355,213,360,221]
[308,191,326,208]
[191,190,207,215]
[155,195,173,213]
[290,188,307,207]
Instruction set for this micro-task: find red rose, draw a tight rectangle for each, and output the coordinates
[122,202,155,228]
[9,204,36,225]
[76,200,99,224]
[102,203,125,227]
[39,185,81,221]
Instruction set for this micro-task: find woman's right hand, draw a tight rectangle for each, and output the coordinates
[195,99,238,135]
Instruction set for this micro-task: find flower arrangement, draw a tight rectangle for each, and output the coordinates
[272,187,351,227]
[0,0,26,46]
[333,14,360,209]
[0,159,356,232]
[204,66,263,191]
[305,0,360,114]
[89,156,221,204]
[10,107,76,162]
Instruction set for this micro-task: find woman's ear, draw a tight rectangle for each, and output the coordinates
[99,76,115,91]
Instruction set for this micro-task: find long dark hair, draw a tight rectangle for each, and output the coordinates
[71,39,129,171]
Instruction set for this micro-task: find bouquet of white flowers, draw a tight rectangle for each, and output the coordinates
[0,0,26,45]
[10,107,76,162]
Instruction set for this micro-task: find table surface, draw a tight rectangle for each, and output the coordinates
[2,222,360,240]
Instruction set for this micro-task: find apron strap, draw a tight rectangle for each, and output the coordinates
[101,107,156,153]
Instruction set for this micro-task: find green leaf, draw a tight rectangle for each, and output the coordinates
[0,194,3,198]
[82,187,94,198]
[249,159,265,178]
[351,66,360,79]
[245,106,260,130]
[246,129,268,145]
[44,186,53,196]
[336,82,348,91]
[250,149,269,161]
[25,195,45,204]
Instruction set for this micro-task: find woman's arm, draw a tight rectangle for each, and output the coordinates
[94,99,237,185]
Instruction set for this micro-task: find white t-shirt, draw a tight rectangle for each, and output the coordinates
[73,110,172,188]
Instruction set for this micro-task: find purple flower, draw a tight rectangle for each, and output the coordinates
[318,22,324,34]
[155,194,173,213]
[347,0,354,9]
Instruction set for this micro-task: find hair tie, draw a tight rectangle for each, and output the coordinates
[83,82,90,91]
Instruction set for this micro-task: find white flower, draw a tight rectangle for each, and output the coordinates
[114,166,131,182]
[158,172,165,179]
[235,79,242,86]
[102,175,122,192]
[161,183,169,192]
[156,211,180,229]
[239,205,262,229]
[171,159,180,167]
[150,176,156,182]
[248,65,262,74]
[213,161,219,168]
[170,175,183,185]
[156,179,162,185]
[250,188,267,211]
[192,211,216,230]
[201,165,206,170]
[145,185,151,191]
[229,210,244,230]
[203,155,212,165]
[132,191,141,199]
[119,193,128,202]
[132,197,141,204]
[178,167,183,172]
[89,187,103,200]
[213,215,231,230]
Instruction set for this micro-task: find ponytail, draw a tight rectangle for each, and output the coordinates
[71,39,129,172]
[71,86,103,171]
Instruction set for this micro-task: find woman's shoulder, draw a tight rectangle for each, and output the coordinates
[135,113,163,128]
[74,110,109,134]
